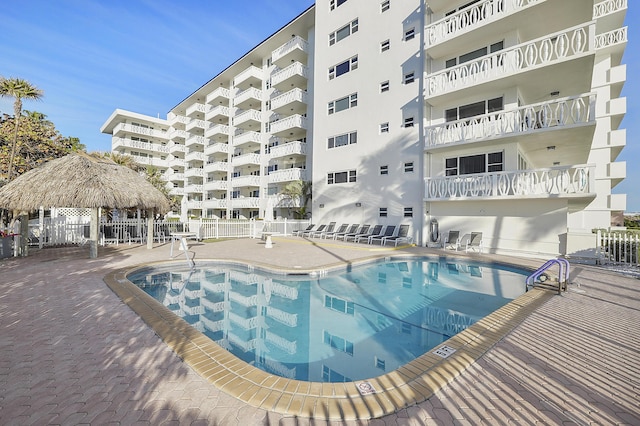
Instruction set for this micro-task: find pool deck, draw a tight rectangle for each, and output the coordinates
[1,237,639,425]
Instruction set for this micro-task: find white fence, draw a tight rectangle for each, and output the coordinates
[21,217,312,248]
[596,230,639,266]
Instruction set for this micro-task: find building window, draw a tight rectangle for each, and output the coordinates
[328,131,357,149]
[404,27,415,41]
[329,56,358,80]
[404,117,414,128]
[404,161,414,173]
[380,80,390,92]
[381,0,390,12]
[327,170,357,184]
[328,93,358,114]
[380,122,389,133]
[323,331,354,355]
[380,165,389,175]
[404,207,413,217]
[379,207,388,217]
[325,295,355,315]
[403,71,415,84]
[330,0,349,10]
[445,152,504,176]
[329,19,358,45]
[375,357,386,371]
[446,97,503,122]
[446,41,504,68]
[380,39,390,52]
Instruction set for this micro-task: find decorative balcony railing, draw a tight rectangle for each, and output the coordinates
[185,151,205,162]
[207,161,228,172]
[203,198,228,209]
[231,197,260,208]
[112,137,169,153]
[232,175,260,187]
[233,131,262,147]
[168,158,184,168]
[186,200,203,210]
[205,142,229,155]
[234,65,263,88]
[129,155,166,168]
[425,93,595,147]
[270,62,308,88]
[593,0,627,18]
[234,87,263,107]
[206,86,230,104]
[594,27,627,50]
[269,141,307,159]
[271,35,309,64]
[205,105,230,121]
[268,168,307,184]
[185,135,206,147]
[234,109,262,126]
[167,173,184,181]
[185,184,203,194]
[205,124,230,138]
[426,22,593,98]
[425,0,543,47]
[113,123,168,140]
[424,165,595,200]
[232,153,261,167]
[204,180,228,191]
[169,187,184,196]
[168,128,187,140]
[270,114,307,135]
[270,88,308,111]
[185,168,204,178]
[168,141,186,153]
[186,102,207,117]
[186,118,207,132]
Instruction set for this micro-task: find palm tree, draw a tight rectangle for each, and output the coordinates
[0,77,44,181]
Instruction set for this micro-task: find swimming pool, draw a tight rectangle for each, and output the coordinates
[128,257,527,383]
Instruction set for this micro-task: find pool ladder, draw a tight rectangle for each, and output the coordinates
[526,258,570,295]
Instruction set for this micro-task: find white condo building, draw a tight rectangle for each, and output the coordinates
[101,0,628,258]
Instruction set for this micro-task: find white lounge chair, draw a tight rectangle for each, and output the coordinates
[369,225,396,245]
[310,222,336,238]
[382,224,412,246]
[322,223,348,239]
[443,230,461,251]
[332,224,359,240]
[293,224,314,236]
[344,225,371,242]
[465,232,483,253]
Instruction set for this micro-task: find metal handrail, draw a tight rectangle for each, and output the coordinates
[526,258,570,294]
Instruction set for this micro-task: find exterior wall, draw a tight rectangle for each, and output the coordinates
[311,0,425,243]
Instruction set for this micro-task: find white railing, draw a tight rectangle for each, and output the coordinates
[168,114,190,126]
[168,141,186,153]
[112,138,169,153]
[426,0,543,47]
[234,65,263,87]
[270,62,308,87]
[270,88,308,111]
[185,151,204,162]
[185,118,206,131]
[204,180,228,191]
[594,27,627,50]
[205,105,230,121]
[186,102,207,117]
[268,168,307,184]
[185,168,203,177]
[168,129,187,140]
[271,35,309,64]
[234,109,262,126]
[168,157,184,168]
[186,200,203,210]
[205,123,230,138]
[267,306,297,327]
[231,175,260,187]
[167,172,184,181]
[426,22,593,98]
[186,135,206,147]
[593,0,627,18]
[185,184,203,194]
[231,197,260,208]
[425,93,595,147]
[425,165,595,200]
[205,142,229,155]
[270,114,307,134]
[113,123,168,140]
[233,131,262,147]
[266,331,296,354]
[232,153,261,167]
[596,230,639,266]
[206,161,228,172]
[130,155,166,168]
[234,87,262,106]
[206,86,230,104]
[203,199,228,209]
[269,141,307,158]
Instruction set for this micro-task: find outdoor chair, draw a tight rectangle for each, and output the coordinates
[369,225,396,245]
[293,224,314,236]
[443,230,461,251]
[465,232,483,253]
[302,224,324,237]
[321,223,348,239]
[332,224,359,240]
[381,224,412,246]
[341,224,369,241]
[354,225,381,243]
[310,222,336,238]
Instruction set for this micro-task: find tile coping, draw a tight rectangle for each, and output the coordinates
[103,253,554,421]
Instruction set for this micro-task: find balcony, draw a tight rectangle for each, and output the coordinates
[186,118,207,132]
[129,155,166,168]
[232,153,261,167]
[233,109,262,130]
[185,150,205,162]
[270,114,307,137]
[112,123,168,140]
[425,22,595,101]
[231,197,260,208]
[205,142,229,155]
[206,86,231,105]
[112,137,169,154]
[168,157,184,168]
[185,168,204,178]
[168,142,186,154]
[594,0,627,34]
[205,123,230,141]
[168,128,187,141]
[424,165,595,201]
[233,131,262,148]
[207,161,228,173]
[168,114,190,127]
[186,102,207,118]
[186,200,203,210]
[232,175,260,187]
[185,135,206,147]
[169,187,184,197]
[270,62,308,91]
[268,168,307,184]
[425,0,541,48]
[167,172,185,182]
[270,88,308,115]
[205,105,230,123]
[269,141,307,160]
[425,93,596,148]
[594,26,627,54]
[204,180,228,191]
[234,65,263,91]
[203,199,228,209]
[185,184,204,194]
[271,35,309,66]
[234,87,262,110]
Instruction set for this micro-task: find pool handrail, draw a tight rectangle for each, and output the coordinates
[526,258,570,294]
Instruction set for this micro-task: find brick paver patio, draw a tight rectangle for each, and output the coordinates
[1,238,638,425]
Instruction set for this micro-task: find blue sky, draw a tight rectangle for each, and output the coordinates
[1,0,637,212]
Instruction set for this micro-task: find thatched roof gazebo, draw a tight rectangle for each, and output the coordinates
[0,153,171,258]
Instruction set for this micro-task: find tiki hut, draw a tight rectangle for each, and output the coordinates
[0,153,170,258]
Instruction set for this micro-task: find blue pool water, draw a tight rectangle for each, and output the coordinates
[128,257,527,382]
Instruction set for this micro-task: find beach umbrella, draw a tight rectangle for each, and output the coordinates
[0,152,170,257]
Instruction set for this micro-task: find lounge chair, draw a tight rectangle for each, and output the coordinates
[382,224,412,246]
[293,224,314,236]
[302,224,324,237]
[330,224,359,240]
[310,222,335,238]
[369,225,396,245]
[443,230,461,251]
[321,223,349,239]
[343,224,370,242]
[353,224,380,243]
[465,232,483,253]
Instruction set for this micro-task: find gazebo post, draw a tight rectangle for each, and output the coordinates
[89,207,99,258]
[146,209,154,249]
[19,211,28,257]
